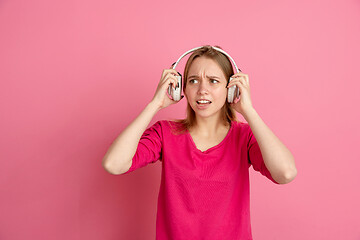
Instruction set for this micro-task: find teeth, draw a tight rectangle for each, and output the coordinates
[197,100,211,104]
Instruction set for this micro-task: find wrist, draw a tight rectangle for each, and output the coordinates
[148,100,162,113]
[243,107,257,122]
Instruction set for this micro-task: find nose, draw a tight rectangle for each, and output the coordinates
[197,79,209,94]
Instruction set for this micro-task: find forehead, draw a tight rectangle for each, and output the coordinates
[188,57,226,78]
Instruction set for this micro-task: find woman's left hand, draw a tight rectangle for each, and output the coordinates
[227,72,254,116]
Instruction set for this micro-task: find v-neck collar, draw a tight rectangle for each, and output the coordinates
[186,122,233,154]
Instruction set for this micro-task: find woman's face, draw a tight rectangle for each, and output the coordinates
[184,56,228,120]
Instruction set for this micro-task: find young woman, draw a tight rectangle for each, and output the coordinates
[102,45,297,239]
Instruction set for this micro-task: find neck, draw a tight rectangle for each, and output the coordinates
[191,115,230,137]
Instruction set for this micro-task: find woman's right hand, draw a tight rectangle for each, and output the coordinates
[151,67,184,110]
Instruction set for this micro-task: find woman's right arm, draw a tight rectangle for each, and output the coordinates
[102,68,182,175]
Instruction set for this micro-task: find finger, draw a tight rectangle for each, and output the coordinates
[240,77,247,85]
[162,69,174,78]
[232,75,247,80]
[232,96,238,104]
[166,68,180,75]
[170,77,179,90]
[227,80,243,89]
[231,77,247,86]
[162,69,180,79]
[165,73,179,88]
[167,72,181,87]
[167,78,176,90]
[163,72,177,83]
[231,74,248,81]
[228,77,238,86]
[161,75,175,90]
[229,76,244,85]
[233,73,248,77]
[165,88,174,100]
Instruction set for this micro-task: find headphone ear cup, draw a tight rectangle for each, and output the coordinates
[171,75,182,101]
[227,77,236,103]
[227,85,236,103]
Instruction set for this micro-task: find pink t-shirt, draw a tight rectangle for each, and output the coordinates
[123,120,279,239]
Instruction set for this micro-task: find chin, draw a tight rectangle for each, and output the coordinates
[193,108,221,119]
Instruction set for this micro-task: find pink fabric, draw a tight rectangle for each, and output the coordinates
[124,120,279,239]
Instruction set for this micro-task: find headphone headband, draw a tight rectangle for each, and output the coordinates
[171,46,241,73]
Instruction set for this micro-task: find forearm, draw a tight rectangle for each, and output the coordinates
[243,108,297,184]
[102,101,160,174]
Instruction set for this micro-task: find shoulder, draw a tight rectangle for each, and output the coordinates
[230,120,253,139]
[151,119,181,128]
[149,119,185,133]
[231,120,250,131]
[151,119,187,136]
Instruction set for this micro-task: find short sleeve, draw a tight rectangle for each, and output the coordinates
[247,125,279,184]
[123,121,163,175]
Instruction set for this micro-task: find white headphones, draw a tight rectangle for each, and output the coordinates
[168,45,242,103]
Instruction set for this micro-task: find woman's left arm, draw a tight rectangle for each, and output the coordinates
[228,72,297,184]
[243,108,297,184]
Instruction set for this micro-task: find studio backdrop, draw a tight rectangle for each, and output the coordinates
[0,0,359,239]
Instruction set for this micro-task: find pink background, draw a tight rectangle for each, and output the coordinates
[1,0,359,239]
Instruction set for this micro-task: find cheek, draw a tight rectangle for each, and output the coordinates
[215,88,228,98]
[183,88,188,97]
[184,87,194,97]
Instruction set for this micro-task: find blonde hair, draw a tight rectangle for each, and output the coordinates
[170,45,238,135]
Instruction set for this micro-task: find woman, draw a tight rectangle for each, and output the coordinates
[102,45,297,239]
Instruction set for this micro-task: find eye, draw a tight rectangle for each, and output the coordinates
[210,79,219,84]
[189,79,198,84]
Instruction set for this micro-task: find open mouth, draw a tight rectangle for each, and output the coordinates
[196,100,212,104]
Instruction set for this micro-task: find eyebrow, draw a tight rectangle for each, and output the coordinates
[188,75,220,79]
